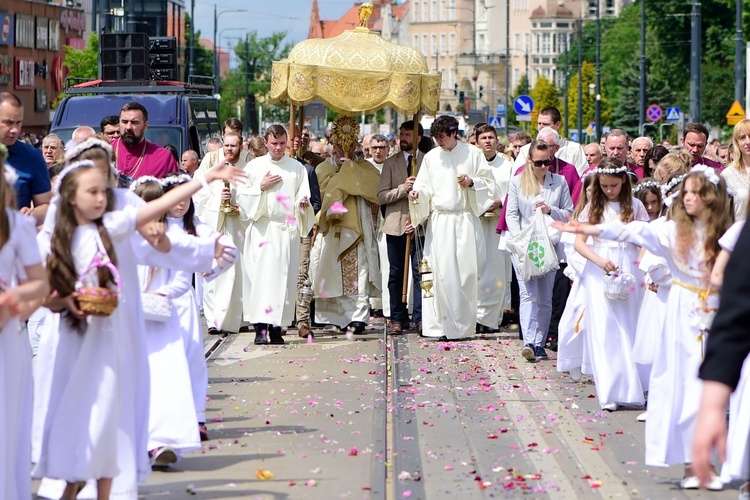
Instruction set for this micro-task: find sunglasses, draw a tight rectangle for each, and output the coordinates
[531,159,552,167]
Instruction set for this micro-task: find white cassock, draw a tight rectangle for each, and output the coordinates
[194,154,248,332]
[410,141,496,339]
[514,138,588,176]
[237,154,313,326]
[477,154,514,328]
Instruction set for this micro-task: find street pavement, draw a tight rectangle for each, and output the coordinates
[136,320,740,499]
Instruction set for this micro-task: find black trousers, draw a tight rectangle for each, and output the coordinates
[547,263,571,346]
[386,233,423,326]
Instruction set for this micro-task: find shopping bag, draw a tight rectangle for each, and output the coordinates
[506,208,559,280]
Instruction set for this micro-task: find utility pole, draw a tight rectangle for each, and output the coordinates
[595,0,601,142]
[563,34,569,139]
[189,0,195,79]
[577,17,582,142]
[736,0,744,106]
[213,4,218,94]
[639,0,646,135]
[245,34,251,130]
[504,0,509,137]
[690,0,701,122]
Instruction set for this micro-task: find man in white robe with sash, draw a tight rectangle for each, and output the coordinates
[475,124,513,332]
[193,132,248,334]
[309,116,381,335]
[237,125,313,345]
[409,115,495,340]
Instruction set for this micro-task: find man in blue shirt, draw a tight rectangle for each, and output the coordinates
[0,92,52,224]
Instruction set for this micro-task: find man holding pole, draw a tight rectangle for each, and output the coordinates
[378,121,424,334]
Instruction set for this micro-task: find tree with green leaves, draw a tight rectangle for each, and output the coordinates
[184,13,214,79]
[530,76,560,129]
[52,33,99,108]
[506,73,529,126]
[220,31,292,135]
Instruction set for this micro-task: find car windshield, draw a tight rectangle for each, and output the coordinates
[51,127,182,152]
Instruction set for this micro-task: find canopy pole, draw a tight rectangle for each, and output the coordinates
[297,105,305,158]
[289,104,296,157]
[402,111,421,303]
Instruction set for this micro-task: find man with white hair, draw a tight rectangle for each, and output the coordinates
[41,133,64,168]
[513,106,588,175]
[65,125,96,151]
[604,129,641,179]
[631,136,653,179]
[584,142,603,166]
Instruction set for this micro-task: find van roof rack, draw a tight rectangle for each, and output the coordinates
[64,76,216,96]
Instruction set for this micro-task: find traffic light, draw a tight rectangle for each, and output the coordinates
[458,90,465,102]
[100,33,149,81]
[479,85,484,99]
[454,83,458,96]
[149,37,178,81]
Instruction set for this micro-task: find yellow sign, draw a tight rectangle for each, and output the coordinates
[727,100,746,126]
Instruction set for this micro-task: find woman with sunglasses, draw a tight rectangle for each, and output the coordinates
[506,140,574,362]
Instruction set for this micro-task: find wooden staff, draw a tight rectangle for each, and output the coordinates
[402,111,421,302]
[297,105,305,158]
[289,104,296,157]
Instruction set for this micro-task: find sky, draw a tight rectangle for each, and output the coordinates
[192,0,353,52]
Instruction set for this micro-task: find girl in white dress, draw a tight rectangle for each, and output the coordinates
[553,165,732,490]
[131,177,201,467]
[574,158,649,411]
[161,173,228,442]
[721,119,750,221]
[33,160,243,499]
[0,155,49,500]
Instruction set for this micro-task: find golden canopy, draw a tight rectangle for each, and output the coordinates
[270,26,441,115]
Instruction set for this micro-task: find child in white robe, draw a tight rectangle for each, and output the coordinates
[573,159,649,411]
[132,177,201,467]
[0,158,49,500]
[552,165,732,490]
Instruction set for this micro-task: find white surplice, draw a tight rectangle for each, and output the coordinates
[237,154,313,326]
[410,141,496,339]
[477,154,513,328]
[194,154,248,332]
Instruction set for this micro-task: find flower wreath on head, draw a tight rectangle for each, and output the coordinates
[593,165,629,176]
[53,160,98,192]
[128,175,161,192]
[660,174,686,197]
[633,180,660,195]
[64,137,119,180]
[690,164,721,186]
[159,174,192,189]
[329,115,360,159]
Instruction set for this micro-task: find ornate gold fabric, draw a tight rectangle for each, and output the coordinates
[271,27,441,115]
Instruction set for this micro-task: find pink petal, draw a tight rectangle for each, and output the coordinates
[329,201,348,214]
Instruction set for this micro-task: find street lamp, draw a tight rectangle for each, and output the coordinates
[214,7,248,94]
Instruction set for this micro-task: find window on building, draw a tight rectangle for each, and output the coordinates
[431,34,437,56]
[432,0,437,21]
[606,0,615,15]
[524,33,530,53]
[414,2,419,22]
[413,34,419,49]
[449,67,456,89]
[423,1,428,21]
[440,0,446,20]
[514,68,520,87]
[479,33,485,53]
[541,33,550,54]
[423,34,429,55]
[449,0,456,20]
[449,33,456,55]
[514,33,520,51]
[441,33,447,55]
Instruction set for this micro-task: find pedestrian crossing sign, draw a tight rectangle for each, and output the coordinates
[488,116,502,129]
[665,107,681,121]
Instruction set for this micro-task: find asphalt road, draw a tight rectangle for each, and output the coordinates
[135,321,742,499]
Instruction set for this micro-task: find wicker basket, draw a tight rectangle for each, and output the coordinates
[76,286,119,316]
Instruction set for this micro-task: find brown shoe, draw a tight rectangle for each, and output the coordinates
[417,322,424,336]
[298,324,313,338]
[388,322,404,334]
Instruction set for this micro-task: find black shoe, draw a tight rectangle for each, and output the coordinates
[371,308,384,318]
[238,325,251,333]
[254,333,268,345]
[208,327,222,335]
[348,321,367,335]
[547,341,558,352]
[268,326,285,345]
[438,335,449,341]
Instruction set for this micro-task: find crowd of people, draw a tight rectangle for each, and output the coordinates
[1,83,750,498]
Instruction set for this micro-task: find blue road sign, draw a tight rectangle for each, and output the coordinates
[488,116,502,129]
[513,95,534,115]
[666,107,681,121]
[646,104,663,122]
[570,130,580,143]
[496,103,506,115]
